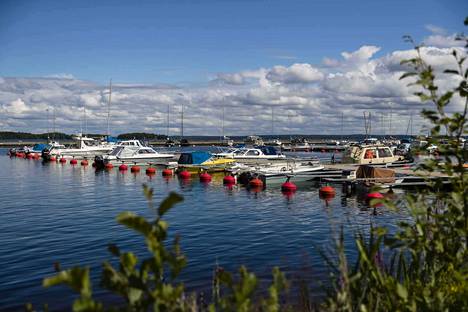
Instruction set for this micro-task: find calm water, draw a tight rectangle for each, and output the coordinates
[0,149,408,310]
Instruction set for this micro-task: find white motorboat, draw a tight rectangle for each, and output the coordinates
[342,144,406,165]
[94,140,175,167]
[244,135,264,146]
[42,135,114,160]
[233,158,325,185]
[214,146,286,164]
[282,138,311,151]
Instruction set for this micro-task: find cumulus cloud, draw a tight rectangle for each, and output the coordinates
[0,40,466,136]
[266,63,324,83]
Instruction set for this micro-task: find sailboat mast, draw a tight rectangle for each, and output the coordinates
[340,112,344,140]
[271,107,274,135]
[46,108,50,141]
[167,104,170,138]
[220,103,225,141]
[53,105,56,140]
[107,79,112,137]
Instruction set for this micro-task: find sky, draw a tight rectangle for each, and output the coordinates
[0,0,467,136]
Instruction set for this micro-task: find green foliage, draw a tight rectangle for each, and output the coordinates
[0,131,72,140]
[325,18,468,311]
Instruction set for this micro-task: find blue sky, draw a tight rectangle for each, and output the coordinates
[0,0,466,84]
[0,0,466,135]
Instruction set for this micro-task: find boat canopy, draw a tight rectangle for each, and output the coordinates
[32,143,48,151]
[178,151,212,165]
[258,146,280,155]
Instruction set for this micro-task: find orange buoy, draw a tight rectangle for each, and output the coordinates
[131,165,141,173]
[162,168,173,176]
[119,164,128,171]
[223,175,236,185]
[200,172,212,182]
[49,156,56,162]
[249,178,263,188]
[70,159,78,165]
[104,163,114,170]
[281,181,297,192]
[33,153,40,159]
[179,170,191,179]
[146,167,156,174]
[81,160,88,166]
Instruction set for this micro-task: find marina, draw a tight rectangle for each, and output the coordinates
[0,147,412,310]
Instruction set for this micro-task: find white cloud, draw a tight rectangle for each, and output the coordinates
[0,39,465,136]
[46,73,75,79]
[425,24,446,35]
[424,34,465,48]
[266,63,324,83]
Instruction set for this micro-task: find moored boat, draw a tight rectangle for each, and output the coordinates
[94,140,175,168]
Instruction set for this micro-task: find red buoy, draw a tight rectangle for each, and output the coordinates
[92,162,96,167]
[249,178,263,188]
[59,158,67,163]
[81,160,88,166]
[366,192,384,200]
[223,175,236,185]
[26,153,33,159]
[162,169,173,176]
[146,167,156,174]
[33,153,40,159]
[131,165,141,173]
[319,186,336,195]
[49,156,57,162]
[200,172,212,182]
[104,163,114,170]
[319,186,336,201]
[70,159,78,165]
[179,170,191,179]
[119,164,128,171]
[282,189,295,199]
[281,181,297,192]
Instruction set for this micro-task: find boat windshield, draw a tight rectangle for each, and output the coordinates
[110,146,124,156]
[233,149,247,156]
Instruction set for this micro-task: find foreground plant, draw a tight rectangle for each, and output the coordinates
[325,17,468,312]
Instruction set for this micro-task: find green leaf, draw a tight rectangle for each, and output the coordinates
[117,212,152,235]
[158,192,183,217]
[399,72,417,80]
[396,283,408,301]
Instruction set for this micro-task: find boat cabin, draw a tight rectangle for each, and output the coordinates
[343,145,402,165]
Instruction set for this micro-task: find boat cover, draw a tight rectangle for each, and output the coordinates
[106,136,120,143]
[178,151,212,165]
[32,143,48,152]
[259,146,279,155]
[356,165,395,184]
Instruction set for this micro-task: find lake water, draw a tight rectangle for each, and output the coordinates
[0,149,408,310]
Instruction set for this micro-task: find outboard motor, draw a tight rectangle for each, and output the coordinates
[94,155,105,169]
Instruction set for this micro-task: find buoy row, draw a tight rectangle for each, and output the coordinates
[11,152,42,159]
[8,153,386,204]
